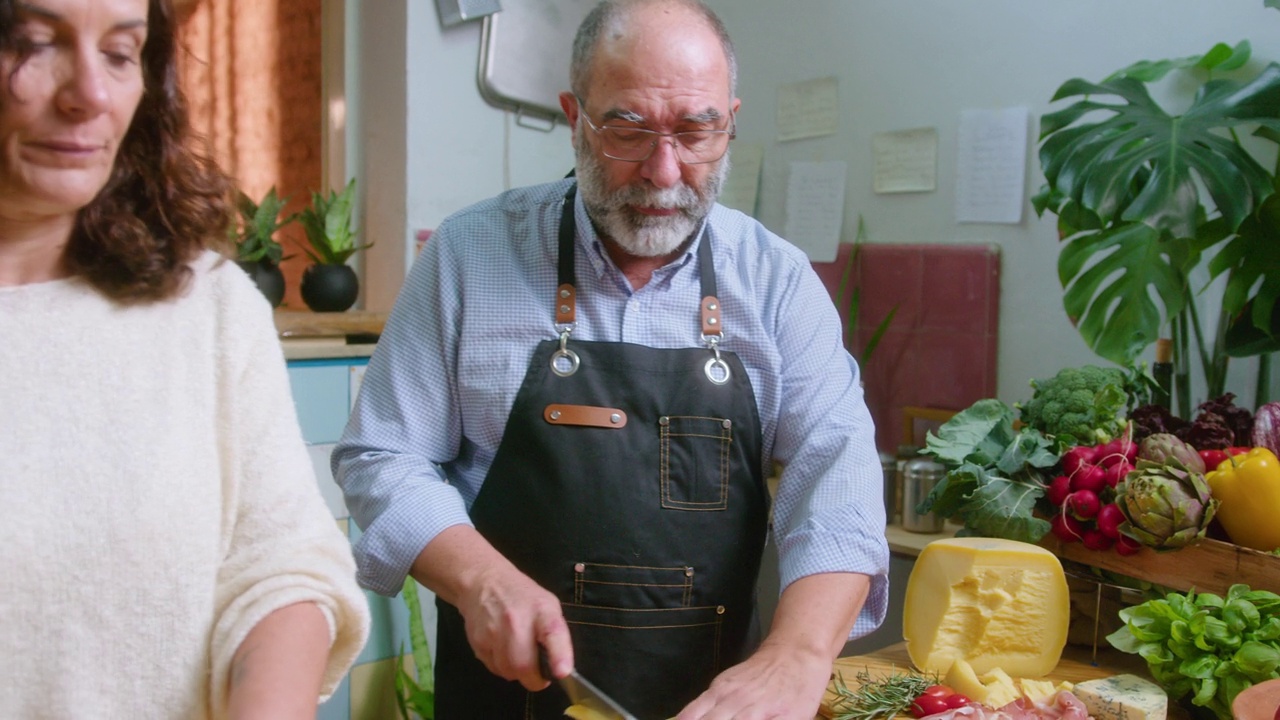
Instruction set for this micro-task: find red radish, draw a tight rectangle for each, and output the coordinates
[1051,512,1086,543]
[1096,503,1125,539]
[1071,463,1107,493]
[1103,459,1134,488]
[1061,445,1098,475]
[1068,489,1101,519]
[1047,475,1072,506]
[1115,535,1142,556]
[1082,528,1115,551]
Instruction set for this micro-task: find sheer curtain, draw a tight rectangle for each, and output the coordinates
[176,0,323,309]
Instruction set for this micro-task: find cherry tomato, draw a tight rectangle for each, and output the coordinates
[910,694,950,717]
[920,684,955,699]
[944,693,972,709]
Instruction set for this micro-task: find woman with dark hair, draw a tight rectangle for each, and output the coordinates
[0,0,369,717]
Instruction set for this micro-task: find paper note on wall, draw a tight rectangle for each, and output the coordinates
[777,76,839,142]
[784,160,847,263]
[873,127,938,193]
[719,143,764,216]
[956,107,1029,224]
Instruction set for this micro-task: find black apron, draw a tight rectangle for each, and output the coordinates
[434,186,769,720]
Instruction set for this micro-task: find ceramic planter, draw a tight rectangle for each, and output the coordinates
[237,259,285,308]
[301,263,359,313]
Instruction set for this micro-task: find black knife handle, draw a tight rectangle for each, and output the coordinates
[537,644,555,684]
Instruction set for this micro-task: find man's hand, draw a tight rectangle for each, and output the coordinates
[410,525,574,691]
[673,641,831,720]
[676,572,872,720]
[456,561,574,690]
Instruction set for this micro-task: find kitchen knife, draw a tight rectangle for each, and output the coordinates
[539,646,639,720]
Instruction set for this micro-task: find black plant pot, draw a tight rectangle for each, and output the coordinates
[300,264,359,313]
[237,259,285,308]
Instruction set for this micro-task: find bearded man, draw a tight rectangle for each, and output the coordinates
[334,1,888,718]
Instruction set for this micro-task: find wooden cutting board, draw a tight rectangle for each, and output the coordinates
[817,643,1121,719]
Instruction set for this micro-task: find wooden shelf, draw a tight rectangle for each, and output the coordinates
[273,309,387,339]
[1039,535,1280,597]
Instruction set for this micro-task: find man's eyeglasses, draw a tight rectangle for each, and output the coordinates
[576,100,735,165]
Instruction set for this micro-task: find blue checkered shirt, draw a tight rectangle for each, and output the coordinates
[333,178,888,639]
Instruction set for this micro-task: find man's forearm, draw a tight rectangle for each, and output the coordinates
[226,601,330,720]
[762,572,871,660]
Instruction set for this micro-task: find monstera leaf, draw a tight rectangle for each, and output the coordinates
[1036,60,1280,365]
[1211,179,1280,356]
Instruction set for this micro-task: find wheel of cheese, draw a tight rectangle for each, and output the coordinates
[903,537,1070,677]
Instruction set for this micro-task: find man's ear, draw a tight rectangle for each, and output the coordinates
[559,92,580,128]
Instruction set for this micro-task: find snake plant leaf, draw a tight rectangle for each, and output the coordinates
[1039,63,1280,240]
[1059,222,1195,365]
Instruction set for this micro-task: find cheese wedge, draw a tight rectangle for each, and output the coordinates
[1071,674,1168,720]
[903,537,1070,677]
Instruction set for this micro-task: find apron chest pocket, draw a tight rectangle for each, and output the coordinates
[659,415,731,511]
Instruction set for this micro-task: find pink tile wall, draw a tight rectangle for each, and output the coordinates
[812,244,1001,452]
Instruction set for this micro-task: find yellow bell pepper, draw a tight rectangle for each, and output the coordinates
[1205,447,1280,552]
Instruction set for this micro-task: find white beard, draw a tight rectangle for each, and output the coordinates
[574,128,730,258]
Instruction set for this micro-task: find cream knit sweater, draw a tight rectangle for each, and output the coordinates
[0,252,369,718]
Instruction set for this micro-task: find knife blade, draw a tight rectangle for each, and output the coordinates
[539,646,639,720]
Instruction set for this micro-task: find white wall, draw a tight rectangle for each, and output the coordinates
[353,0,1280,407]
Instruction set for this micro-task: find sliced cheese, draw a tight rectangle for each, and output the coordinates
[979,667,1020,709]
[903,537,1070,678]
[943,658,989,703]
[1017,678,1060,704]
[1072,674,1168,720]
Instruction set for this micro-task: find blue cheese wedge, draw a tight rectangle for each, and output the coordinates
[1072,674,1167,720]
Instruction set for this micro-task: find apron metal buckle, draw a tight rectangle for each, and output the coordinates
[702,333,731,385]
[551,327,580,377]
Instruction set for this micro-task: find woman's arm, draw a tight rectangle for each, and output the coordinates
[226,602,331,720]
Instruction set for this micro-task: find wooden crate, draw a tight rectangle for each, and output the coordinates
[1039,535,1280,596]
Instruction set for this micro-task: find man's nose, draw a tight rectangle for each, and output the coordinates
[640,137,683,188]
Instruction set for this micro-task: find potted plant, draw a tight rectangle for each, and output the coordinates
[231,186,292,307]
[1032,35,1280,414]
[296,178,371,313]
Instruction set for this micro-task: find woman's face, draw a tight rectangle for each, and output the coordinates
[0,0,148,223]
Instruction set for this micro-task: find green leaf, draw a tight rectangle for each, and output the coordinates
[1059,223,1192,365]
[1041,63,1280,239]
[1268,0,1280,11]
[923,399,1015,467]
[957,476,1049,543]
[918,463,984,518]
[994,428,1057,475]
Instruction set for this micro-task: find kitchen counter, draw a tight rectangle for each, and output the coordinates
[273,309,385,361]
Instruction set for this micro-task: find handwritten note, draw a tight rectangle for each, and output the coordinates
[873,127,938,194]
[785,161,847,263]
[777,77,839,142]
[956,107,1029,224]
[719,143,765,216]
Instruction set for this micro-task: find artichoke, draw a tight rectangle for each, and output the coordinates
[1137,433,1206,473]
[1116,458,1219,551]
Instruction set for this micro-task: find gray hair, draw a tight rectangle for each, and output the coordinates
[569,0,738,105]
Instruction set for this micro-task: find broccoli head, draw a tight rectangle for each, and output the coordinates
[1016,365,1129,447]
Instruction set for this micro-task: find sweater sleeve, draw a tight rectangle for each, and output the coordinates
[206,263,370,715]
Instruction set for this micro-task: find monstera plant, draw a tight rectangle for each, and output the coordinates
[1033,37,1280,415]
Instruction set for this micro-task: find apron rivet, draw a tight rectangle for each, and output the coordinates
[559,304,570,314]
[722,419,732,429]
[716,605,726,615]
[707,317,718,325]
[560,288,570,299]
[574,562,585,573]
[550,410,561,420]
[707,302,718,311]
[685,567,694,577]
[610,413,621,424]
[659,416,669,426]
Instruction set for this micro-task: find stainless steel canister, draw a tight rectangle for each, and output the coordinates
[900,457,947,533]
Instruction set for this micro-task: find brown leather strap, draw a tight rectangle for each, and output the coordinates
[543,403,628,429]
[555,284,576,325]
[701,295,722,337]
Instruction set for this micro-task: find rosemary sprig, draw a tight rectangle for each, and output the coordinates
[828,666,937,720]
